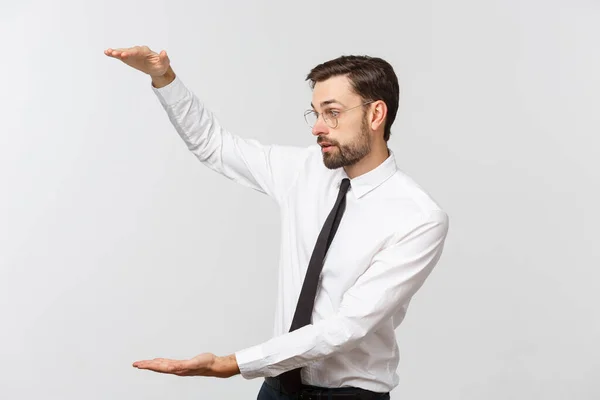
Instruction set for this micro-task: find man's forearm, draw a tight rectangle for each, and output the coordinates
[211,354,241,378]
[151,66,176,88]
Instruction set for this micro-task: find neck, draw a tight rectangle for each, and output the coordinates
[343,140,390,179]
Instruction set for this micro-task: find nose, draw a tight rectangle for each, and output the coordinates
[311,115,329,137]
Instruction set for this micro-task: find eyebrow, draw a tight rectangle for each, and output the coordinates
[310,99,346,109]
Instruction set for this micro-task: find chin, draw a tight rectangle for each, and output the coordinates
[322,154,344,170]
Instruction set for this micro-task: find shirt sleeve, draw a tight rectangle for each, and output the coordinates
[234,210,450,379]
[151,75,310,203]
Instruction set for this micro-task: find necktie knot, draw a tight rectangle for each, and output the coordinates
[339,178,351,195]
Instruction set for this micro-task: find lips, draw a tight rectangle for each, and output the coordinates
[320,143,336,153]
[318,138,336,153]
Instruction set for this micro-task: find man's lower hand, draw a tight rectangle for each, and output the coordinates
[133,353,240,378]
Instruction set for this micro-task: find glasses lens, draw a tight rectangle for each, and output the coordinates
[304,111,317,127]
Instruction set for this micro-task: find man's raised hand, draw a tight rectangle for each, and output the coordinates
[104,45,170,77]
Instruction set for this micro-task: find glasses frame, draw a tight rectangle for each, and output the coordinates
[304,100,375,129]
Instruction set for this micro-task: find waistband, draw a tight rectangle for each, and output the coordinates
[265,376,388,400]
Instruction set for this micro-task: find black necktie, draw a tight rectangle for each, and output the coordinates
[277,178,351,394]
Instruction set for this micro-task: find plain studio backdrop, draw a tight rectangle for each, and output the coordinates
[1,0,599,399]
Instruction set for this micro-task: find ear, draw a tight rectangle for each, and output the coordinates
[369,100,387,133]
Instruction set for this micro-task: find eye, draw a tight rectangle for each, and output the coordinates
[325,109,340,118]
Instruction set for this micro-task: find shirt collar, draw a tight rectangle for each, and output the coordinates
[336,149,398,198]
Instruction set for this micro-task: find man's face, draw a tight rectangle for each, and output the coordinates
[311,75,371,169]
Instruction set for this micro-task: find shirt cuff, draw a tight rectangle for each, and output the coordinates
[234,325,321,380]
[151,75,187,107]
[235,344,266,379]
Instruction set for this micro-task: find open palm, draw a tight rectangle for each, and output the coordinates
[104,45,170,77]
[133,352,216,376]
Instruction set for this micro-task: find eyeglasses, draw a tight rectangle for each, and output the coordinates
[304,100,375,129]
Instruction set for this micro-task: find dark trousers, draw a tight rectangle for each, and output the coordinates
[257,382,292,400]
[256,380,391,400]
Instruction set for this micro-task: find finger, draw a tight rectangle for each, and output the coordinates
[134,358,186,373]
[133,357,166,367]
[120,47,143,59]
[134,361,161,370]
[158,50,169,65]
[104,48,126,59]
[104,47,137,59]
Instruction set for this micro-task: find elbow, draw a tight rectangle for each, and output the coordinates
[319,316,370,355]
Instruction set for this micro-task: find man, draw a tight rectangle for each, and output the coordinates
[105,45,449,400]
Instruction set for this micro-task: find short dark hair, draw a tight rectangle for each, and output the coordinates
[306,55,400,141]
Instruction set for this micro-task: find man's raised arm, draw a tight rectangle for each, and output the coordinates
[105,45,310,202]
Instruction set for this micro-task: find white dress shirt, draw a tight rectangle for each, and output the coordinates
[152,75,449,393]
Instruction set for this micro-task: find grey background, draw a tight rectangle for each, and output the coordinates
[1,0,599,399]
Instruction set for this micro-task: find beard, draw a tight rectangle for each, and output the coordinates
[321,114,371,170]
